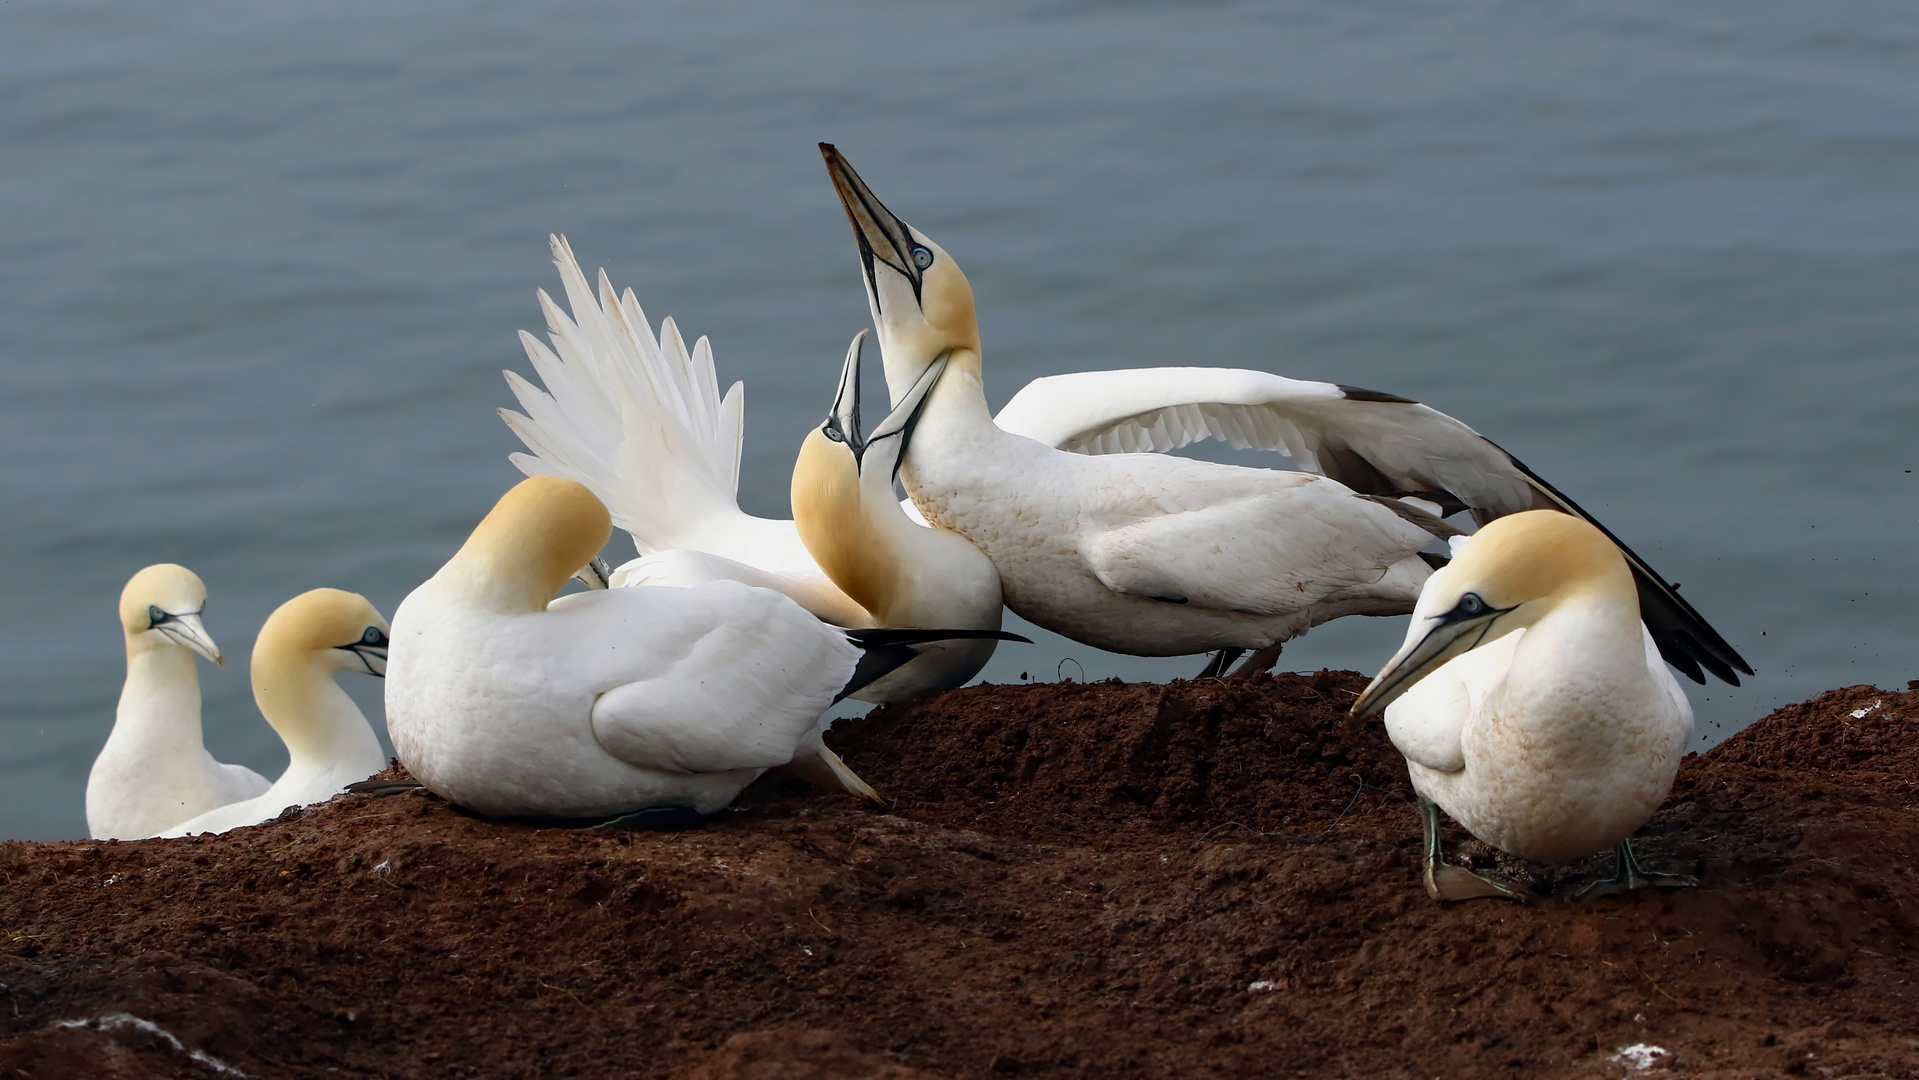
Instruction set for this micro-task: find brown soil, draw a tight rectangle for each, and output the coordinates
[1,673,1916,1079]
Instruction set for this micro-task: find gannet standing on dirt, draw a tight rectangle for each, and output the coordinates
[818,144,1453,660]
[819,143,1750,685]
[788,331,1004,700]
[88,564,270,840]
[1351,511,1697,901]
[383,477,1022,824]
[161,589,390,837]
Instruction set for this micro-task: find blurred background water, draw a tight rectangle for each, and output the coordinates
[2,1,1914,840]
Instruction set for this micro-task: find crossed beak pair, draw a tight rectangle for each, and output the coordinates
[820,330,949,478]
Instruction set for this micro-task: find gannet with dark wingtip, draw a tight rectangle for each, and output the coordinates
[1351,511,1697,901]
[820,143,1750,685]
[161,588,390,836]
[500,238,1005,699]
[819,144,1455,660]
[88,564,270,840]
[382,477,1023,822]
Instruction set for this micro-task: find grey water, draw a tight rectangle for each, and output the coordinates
[2,2,1914,841]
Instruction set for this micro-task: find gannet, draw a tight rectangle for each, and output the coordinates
[819,144,1459,660]
[160,589,390,837]
[788,330,1004,700]
[382,476,1022,823]
[499,237,1004,699]
[819,144,1750,684]
[1351,511,1697,901]
[88,564,271,840]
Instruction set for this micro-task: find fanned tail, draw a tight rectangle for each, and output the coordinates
[499,235,749,556]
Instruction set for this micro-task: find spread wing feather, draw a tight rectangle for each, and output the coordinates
[997,367,1749,685]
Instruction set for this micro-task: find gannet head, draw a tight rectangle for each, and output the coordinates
[449,476,614,613]
[820,143,980,401]
[120,563,223,666]
[792,331,951,620]
[253,588,391,682]
[1351,511,1635,717]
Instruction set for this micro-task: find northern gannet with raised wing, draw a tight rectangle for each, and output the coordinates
[161,589,390,836]
[1350,511,1697,901]
[88,564,270,840]
[819,144,1459,661]
[821,144,1749,685]
[499,238,1005,699]
[382,476,1023,824]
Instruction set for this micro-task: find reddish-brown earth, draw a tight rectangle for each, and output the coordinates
[1,673,1915,1079]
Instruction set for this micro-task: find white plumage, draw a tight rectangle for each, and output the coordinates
[88,564,270,840]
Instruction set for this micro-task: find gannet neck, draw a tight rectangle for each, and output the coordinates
[249,589,390,767]
[117,644,205,747]
[445,477,612,613]
[792,428,892,621]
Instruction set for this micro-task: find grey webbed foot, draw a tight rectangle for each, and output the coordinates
[1417,796,1523,903]
[1574,838,1697,899]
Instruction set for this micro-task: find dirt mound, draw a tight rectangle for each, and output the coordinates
[2,672,1916,1078]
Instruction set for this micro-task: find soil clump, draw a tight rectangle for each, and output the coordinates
[1,673,1915,1078]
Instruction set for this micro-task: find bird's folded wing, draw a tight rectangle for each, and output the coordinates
[584,584,859,775]
[1081,484,1434,615]
[998,367,1751,685]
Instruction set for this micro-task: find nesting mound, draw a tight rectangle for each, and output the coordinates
[2,674,1916,1078]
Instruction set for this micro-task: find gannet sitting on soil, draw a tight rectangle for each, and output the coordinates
[1351,511,1697,901]
[88,564,270,840]
[819,146,1748,688]
[383,477,1022,824]
[161,589,390,837]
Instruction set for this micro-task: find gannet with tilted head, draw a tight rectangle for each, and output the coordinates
[382,477,1023,823]
[789,331,1003,700]
[1351,511,1697,901]
[819,144,1453,660]
[88,564,270,840]
[161,588,390,836]
[822,147,1748,686]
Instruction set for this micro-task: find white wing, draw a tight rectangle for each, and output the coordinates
[996,366,1750,686]
[996,367,1538,516]
[499,236,816,573]
[569,582,860,775]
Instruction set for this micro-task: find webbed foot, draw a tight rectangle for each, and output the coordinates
[1574,838,1697,899]
[1416,795,1524,903]
[1426,861,1526,902]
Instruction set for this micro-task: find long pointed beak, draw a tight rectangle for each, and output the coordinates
[823,329,867,453]
[573,555,612,591]
[342,643,388,678]
[820,143,922,307]
[1350,613,1502,718]
[156,612,223,667]
[864,350,950,482]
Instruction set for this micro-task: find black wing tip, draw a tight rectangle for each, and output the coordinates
[845,628,1032,648]
[1336,384,1421,405]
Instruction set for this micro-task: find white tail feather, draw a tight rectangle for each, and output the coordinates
[501,236,816,574]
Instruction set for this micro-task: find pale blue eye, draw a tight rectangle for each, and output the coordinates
[912,247,933,270]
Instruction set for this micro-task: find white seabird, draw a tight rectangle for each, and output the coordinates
[1351,511,1697,901]
[499,238,1003,700]
[786,330,1004,701]
[88,564,270,840]
[382,476,1021,823]
[818,143,1750,684]
[161,589,390,837]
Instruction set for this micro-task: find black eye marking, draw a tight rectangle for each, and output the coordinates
[912,247,933,271]
[1438,592,1499,626]
[362,627,387,647]
[822,423,846,443]
[147,605,172,629]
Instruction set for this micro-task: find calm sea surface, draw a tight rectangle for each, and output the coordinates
[3,2,1915,839]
